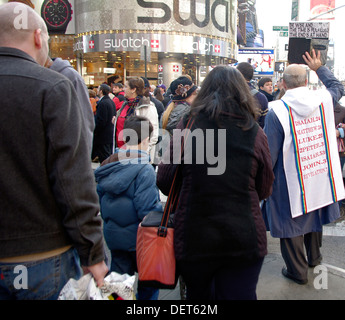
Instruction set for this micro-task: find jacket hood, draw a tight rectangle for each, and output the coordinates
[281,86,326,118]
[136,96,152,109]
[50,58,72,73]
[94,150,150,194]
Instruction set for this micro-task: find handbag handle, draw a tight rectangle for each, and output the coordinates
[158,117,195,237]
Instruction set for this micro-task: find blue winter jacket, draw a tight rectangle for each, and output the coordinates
[94,149,162,251]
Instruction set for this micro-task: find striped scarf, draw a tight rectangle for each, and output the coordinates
[126,96,142,117]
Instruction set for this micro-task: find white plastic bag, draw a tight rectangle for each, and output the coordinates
[58,272,135,300]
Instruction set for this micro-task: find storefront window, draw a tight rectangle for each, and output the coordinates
[49,35,76,68]
[80,50,233,88]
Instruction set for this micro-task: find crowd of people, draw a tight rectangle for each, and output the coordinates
[1,2,345,301]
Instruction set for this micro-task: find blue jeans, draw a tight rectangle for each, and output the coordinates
[0,248,82,300]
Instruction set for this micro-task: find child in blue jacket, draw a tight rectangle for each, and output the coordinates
[95,115,162,300]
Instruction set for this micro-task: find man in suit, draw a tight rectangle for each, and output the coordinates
[92,83,116,163]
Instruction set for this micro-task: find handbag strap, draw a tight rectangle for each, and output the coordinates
[158,116,195,237]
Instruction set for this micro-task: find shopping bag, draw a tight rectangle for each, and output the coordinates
[58,272,135,300]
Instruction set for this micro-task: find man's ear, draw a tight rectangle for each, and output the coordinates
[33,28,42,49]
[282,80,288,90]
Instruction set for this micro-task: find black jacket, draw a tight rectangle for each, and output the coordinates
[150,95,164,122]
[0,47,104,266]
[94,95,116,145]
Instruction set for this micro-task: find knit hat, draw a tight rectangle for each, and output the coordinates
[170,77,198,101]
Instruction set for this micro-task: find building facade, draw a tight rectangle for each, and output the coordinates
[74,0,238,87]
[1,0,238,87]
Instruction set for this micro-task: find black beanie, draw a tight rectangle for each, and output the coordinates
[170,77,197,101]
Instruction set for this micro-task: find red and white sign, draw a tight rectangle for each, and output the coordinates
[158,65,163,72]
[151,39,160,48]
[89,40,95,49]
[310,0,335,20]
[172,65,179,73]
[215,45,221,53]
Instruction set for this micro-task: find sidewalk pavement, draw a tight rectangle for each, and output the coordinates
[158,234,345,300]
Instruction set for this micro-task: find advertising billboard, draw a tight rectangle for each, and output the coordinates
[0,0,76,34]
[237,48,275,76]
[310,0,335,20]
[75,0,237,43]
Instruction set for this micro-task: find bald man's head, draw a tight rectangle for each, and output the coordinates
[0,2,49,65]
[283,64,308,90]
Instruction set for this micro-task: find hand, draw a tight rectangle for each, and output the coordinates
[83,261,109,287]
[336,129,340,138]
[302,49,322,72]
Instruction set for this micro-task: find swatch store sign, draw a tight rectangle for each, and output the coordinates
[74,0,236,59]
[76,33,232,58]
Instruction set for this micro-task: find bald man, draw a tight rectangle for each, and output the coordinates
[0,3,108,299]
[262,50,345,285]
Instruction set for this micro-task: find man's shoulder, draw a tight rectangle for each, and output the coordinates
[5,61,75,99]
[254,90,269,106]
[1,51,70,85]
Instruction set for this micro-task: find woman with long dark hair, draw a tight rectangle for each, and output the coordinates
[157,65,274,300]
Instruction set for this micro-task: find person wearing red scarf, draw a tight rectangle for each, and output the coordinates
[113,77,159,162]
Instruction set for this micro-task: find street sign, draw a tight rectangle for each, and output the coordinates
[273,26,288,31]
[279,31,289,37]
[275,62,285,72]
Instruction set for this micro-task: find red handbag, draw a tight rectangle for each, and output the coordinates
[136,117,194,289]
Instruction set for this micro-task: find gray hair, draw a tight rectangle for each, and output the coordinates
[283,64,307,89]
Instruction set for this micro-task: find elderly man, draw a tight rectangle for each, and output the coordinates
[0,3,108,299]
[262,50,345,285]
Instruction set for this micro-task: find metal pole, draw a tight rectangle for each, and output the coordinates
[144,45,147,78]
[308,4,345,21]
